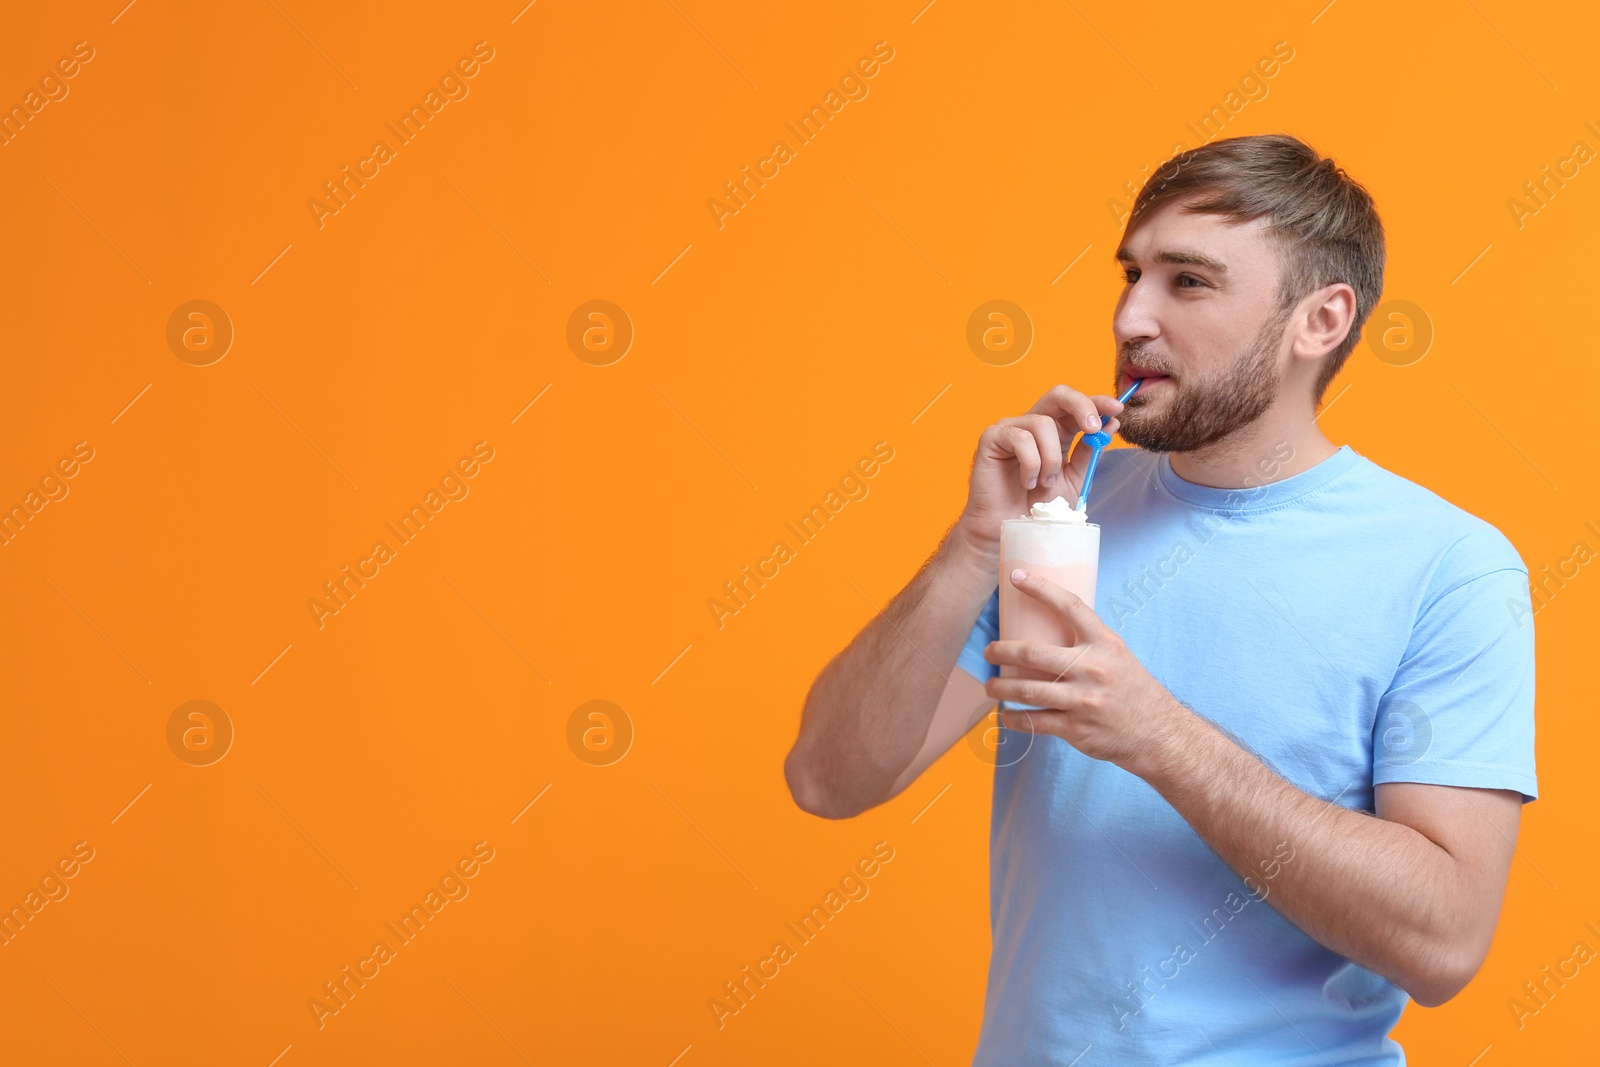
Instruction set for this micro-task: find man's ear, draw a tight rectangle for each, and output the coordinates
[1292,283,1358,363]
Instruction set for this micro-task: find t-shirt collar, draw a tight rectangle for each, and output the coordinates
[1155,443,1360,512]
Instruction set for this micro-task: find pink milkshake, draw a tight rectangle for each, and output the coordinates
[998,498,1100,711]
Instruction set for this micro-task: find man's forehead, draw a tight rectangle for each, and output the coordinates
[1114,206,1273,268]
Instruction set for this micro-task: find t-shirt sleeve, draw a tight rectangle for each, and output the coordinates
[956,588,1001,683]
[1372,558,1538,802]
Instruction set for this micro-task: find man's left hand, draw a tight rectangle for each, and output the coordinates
[983,568,1191,777]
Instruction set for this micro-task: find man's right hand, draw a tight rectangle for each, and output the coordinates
[957,383,1127,555]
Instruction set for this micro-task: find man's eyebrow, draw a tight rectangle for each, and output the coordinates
[1113,247,1230,274]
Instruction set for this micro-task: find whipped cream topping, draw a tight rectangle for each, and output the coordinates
[1027,495,1087,523]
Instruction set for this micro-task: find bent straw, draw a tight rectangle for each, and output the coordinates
[1073,378,1144,513]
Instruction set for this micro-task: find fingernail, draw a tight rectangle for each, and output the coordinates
[1088,415,1102,431]
[1011,568,1027,581]
[1026,476,1037,489]
[1043,473,1057,486]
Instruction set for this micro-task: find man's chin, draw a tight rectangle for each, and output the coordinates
[1118,429,1180,453]
[1116,417,1161,450]
[1118,408,1209,453]
[1120,414,1241,454]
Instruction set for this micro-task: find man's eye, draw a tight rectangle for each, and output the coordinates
[1176,274,1205,288]
[1122,268,1139,283]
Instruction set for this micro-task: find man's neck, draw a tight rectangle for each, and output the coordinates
[1165,404,1338,489]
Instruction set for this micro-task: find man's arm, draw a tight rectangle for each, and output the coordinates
[1144,715,1520,1006]
[785,384,1129,820]
[984,568,1525,1006]
[784,520,997,820]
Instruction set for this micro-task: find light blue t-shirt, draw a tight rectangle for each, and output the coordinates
[956,443,1537,1066]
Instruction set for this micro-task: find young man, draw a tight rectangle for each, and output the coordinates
[783,133,1537,1064]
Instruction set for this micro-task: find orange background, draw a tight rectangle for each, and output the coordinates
[2,1,1596,1063]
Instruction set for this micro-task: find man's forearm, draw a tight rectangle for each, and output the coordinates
[1141,708,1482,1006]
[786,520,996,818]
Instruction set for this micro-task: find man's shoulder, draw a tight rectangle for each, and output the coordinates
[1344,450,1528,587]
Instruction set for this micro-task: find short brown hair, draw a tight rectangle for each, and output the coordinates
[1124,134,1385,404]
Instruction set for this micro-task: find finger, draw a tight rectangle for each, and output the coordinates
[1092,395,1127,424]
[1017,413,1065,488]
[1027,384,1108,436]
[996,708,1038,733]
[1042,388,1127,432]
[1006,568,1108,644]
[986,675,1067,712]
[993,423,1043,490]
[984,639,1085,677]
[999,707,1070,733]
[996,415,1062,491]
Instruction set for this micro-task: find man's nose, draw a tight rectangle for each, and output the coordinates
[1113,282,1160,348]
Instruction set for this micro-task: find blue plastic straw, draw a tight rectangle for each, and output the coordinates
[1073,379,1143,513]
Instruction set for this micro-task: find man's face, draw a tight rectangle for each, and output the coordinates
[1111,199,1294,452]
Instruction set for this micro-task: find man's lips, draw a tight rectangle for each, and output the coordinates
[1120,366,1171,391]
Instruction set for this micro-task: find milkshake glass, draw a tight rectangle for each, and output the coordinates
[997,498,1100,712]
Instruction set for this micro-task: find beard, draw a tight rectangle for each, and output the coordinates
[1115,302,1292,453]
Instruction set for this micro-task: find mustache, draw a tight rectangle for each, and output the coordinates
[1118,353,1176,379]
